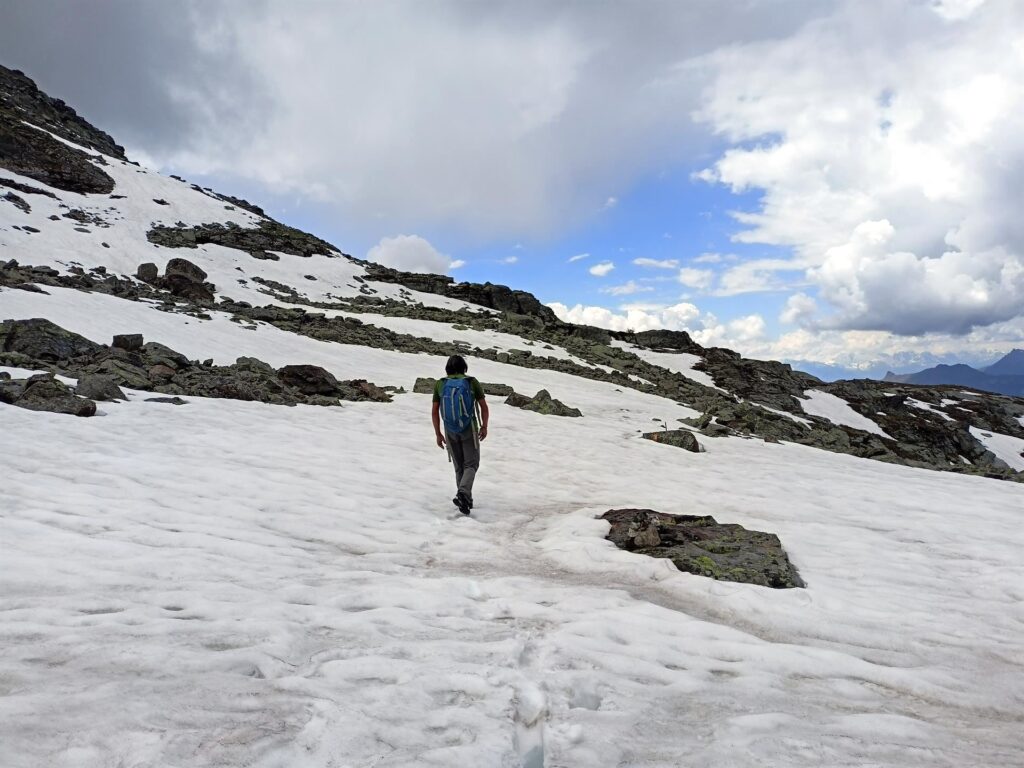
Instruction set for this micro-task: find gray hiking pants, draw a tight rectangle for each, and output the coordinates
[446,428,480,502]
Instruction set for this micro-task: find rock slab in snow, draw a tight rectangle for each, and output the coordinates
[602,508,805,588]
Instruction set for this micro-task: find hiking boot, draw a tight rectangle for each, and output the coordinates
[455,491,471,515]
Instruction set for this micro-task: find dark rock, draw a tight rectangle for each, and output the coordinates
[7,373,96,416]
[277,364,340,395]
[112,333,144,352]
[413,377,437,394]
[76,374,126,401]
[164,274,215,304]
[153,198,169,205]
[147,220,339,259]
[482,382,514,396]
[0,65,126,158]
[136,263,159,283]
[165,257,208,283]
[643,429,702,452]
[148,364,176,382]
[2,191,29,213]
[521,389,582,417]
[602,509,805,589]
[0,116,115,194]
[146,396,187,405]
[0,318,102,361]
[336,379,393,402]
[504,391,534,408]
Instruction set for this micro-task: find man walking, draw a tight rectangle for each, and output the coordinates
[432,355,489,515]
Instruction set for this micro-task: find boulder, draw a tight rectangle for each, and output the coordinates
[520,389,582,417]
[112,333,143,352]
[277,364,340,395]
[504,391,533,408]
[413,377,437,394]
[165,257,208,283]
[6,373,96,417]
[602,509,805,589]
[337,379,393,403]
[0,318,102,362]
[75,374,125,401]
[643,429,702,453]
[136,263,159,283]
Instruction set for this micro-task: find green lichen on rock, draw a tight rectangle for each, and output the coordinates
[602,508,805,589]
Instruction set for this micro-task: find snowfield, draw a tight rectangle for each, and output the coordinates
[800,389,892,438]
[2,137,1024,767]
[2,314,1024,766]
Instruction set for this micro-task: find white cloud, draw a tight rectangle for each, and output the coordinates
[677,267,714,290]
[136,3,823,239]
[600,280,653,296]
[449,259,466,269]
[693,252,723,264]
[501,256,519,265]
[603,196,618,209]
[780,292,818,325]
[696,0,1024,336]
[589,261,616,277]
[633,257,679,269]
[366,234,458,274]
[567,252,590,263]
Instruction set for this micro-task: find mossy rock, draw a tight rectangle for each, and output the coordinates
[602,508,805,589]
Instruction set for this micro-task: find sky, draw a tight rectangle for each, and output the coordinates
[2,0,1023,376]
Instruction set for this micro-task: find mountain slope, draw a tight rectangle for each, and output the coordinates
[2,65,1024,767]
[885,358,1024,397]
[984,348,1024,377]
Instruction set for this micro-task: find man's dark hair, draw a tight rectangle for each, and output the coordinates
[445,355,468,376]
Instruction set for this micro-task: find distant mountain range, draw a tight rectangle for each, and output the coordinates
[883,349,1024,396]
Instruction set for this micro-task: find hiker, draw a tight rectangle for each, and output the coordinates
[432,355,489,515]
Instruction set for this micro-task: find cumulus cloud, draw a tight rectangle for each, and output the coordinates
[1,1,824,239]
[600,280,653,296]
[696,0,1024,336]
[633,257,679,269]
[677,267,714,290]
[589,261,616,277]
[366,234,458,274]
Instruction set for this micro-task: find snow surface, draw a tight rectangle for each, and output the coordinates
[907,398,955,422]
[970,426,1024,472]
[800,389,892,438]
[3,131,1024,766]
[610,340,722,390]
[3,351,1023,766]
[754,402,812,427]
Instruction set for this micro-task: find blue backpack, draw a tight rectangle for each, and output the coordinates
[440,377,476,434]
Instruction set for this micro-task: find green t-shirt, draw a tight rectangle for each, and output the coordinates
[432,374,486,403]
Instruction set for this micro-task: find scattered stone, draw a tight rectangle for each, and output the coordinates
[520,389,582,417]
[2,191,30,213]
[153,198,169,205]
[146,396,187,405]
[112,333,144,352]
[75,373,125,401]
[165,257,208,283]
[643,429,702,453]
[136,263,159,283]
[278,364,340,396]
[602,508,805,589]
[0,372,96,417]
[0,318,102,362]
[504,391,533,408]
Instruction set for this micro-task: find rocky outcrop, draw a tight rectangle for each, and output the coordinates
[602,508,805,589]
[505,389,582,417]
[0,321,391,408]
[0,372,96,416]
[361,262,558,322]
[1,65,125,159]
[147,220,340,260]
[0,117,115,194]
[642,429,702,453]
[0,317,103,362]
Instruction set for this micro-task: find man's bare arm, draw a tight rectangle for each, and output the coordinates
[431,401,445,448]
